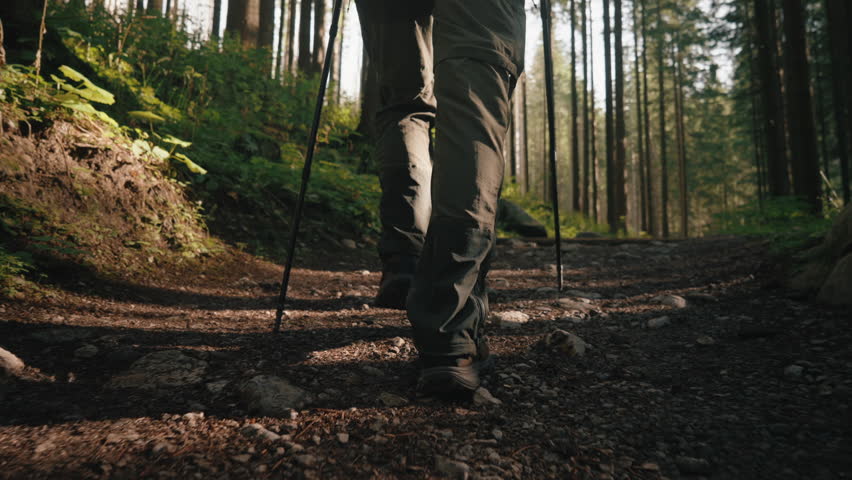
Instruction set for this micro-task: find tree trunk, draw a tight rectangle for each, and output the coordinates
[641,0,655,236]
[825,0,851,204]
[226,0,261,49]
[603,0,615,231]
[297,0,312,72]
[613,0,627,233]
[633,0,647,233]
[674,40,688,237]
[259,0,276,50]
[781,0,821,212]
[276,0,288,77]
[657,0,669,238]
[754,0,790,197]
[581,0,590,217]
[311,0,326,73]
[589,0,599,222]
[286,0,298,72]
[334,4,346,103]
[212,0,223,39]
[147,0,163,15]
[569,0,580,213]
[522,74,530,194]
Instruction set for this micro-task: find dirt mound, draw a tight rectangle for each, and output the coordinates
[0,113,213,280]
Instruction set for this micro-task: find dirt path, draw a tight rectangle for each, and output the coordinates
[1,237,850,479]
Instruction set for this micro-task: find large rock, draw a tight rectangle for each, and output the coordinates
[0,347,25,377]
[108,350,208,390]
[791,205,852,304]
[239,375,310,417]
[817,253,852,306]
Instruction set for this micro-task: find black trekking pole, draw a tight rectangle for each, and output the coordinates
[540,0,564,291]
[273,0,345,333]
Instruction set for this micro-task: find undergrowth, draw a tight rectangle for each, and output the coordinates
[501,183,611,238]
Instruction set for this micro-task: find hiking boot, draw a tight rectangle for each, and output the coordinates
[417,337,493,397]
[374,255,418,310]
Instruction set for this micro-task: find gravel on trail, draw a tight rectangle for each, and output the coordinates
[0,237,850,479]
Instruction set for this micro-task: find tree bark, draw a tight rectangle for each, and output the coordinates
[259,0,276,50]
[613,0,627,233]
[657,0,669,238]
[286,0,298,72]
[276,0,288,77]
[334,4,346,103]
[603,0,615,231]
[589,0,599,222]
[226,0,261,49]
[641,0,655,236]
[570,0,580,213]
[147,0,163,15]
[297,0,312,72]
[311,0,326,73]
[522,74,530,194]
[674,40,688,237]
[212,0,223,39]
[581,0,590,217]
[754,0,790,197]
[633,0,647,233]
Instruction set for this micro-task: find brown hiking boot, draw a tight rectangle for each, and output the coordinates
[416,338,493,397]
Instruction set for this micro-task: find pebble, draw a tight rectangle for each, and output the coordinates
[231,454,251,464]
[647,316,671,329]
[241,423,281,442]
[435,455,470,479]
[473,387,502,406]
[491,311,530,329]
[341,239,357,249]
[206,380,229,395]
[652,294,688,309]
[784,364,804,379]
[491,428,504,441]
[362,365,384,377]
[296,454,318,467]
[542,329,587,357]
[182,412,204,425]
[378,392,409,407]
[0,347,25,376]
[337,432,349,444]
[239,375,310,416]
[696,335,716,346]
[675,456,713,475]
[74,344,99,359]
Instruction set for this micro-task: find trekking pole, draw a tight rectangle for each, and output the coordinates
[274,0,345,333]
[541,0,564,291]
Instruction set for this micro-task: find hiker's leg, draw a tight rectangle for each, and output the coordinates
[407,0,525,357]
[355,1,435,262]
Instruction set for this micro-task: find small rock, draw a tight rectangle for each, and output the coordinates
[341,239,357,249]
[361,365,384,377]
[182,412,204,424]
[491,428,504,441]
[358,270,371,275]
[150,441,175,454]
[206,380,229,395]
[74,344,99,359]
[696,335,715,346]
[491,311,530,329]
[784,364,804,379]
[295,454,317,467]
[34,439,56,455]
[108,350,208,390]
[390,337,406,348]
[675,456,712,475]
[378,392,409,407]
[647,316,671,329]
[239,375,310,416]
[231,454,251,464]
[472,387,502,406]
[0,347,25,376]
[651,295,688,309]
[233,276,257,289]
[542,329,587,357]
[435,455,470,479]
[105,431,140,444]
[241,423,281,442]
[337,432,349,444]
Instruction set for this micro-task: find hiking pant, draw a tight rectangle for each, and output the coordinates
[356,0,525,357]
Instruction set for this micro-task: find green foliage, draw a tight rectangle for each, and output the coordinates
[0,246,33,297]
[708,196,836,253]
[502,183,610,238]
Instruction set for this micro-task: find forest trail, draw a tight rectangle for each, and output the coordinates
[1,237,850,479]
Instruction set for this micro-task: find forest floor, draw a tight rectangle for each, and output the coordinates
[0,237,850,479]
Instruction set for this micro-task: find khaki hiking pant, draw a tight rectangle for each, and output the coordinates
[356,0,525,357]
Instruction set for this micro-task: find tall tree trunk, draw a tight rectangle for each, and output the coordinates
[745,0,766,206]
[589,0,599,222]
[311,0,326,73]
[522,74,530,194]
[613,0,627,233]
[781,0,821,212]
[581,0,590,217]
[259,0,276,50]
[226,0,260,49]
[633,0,647,233]
[603,0,615,231]
[334,5,346,103]
[212,0,223,39]
[825,0,851,204]
[754,0,790,197]
[276,0,288,77]
[657,0,669,238]
[570,0,580,213]
[674,40,688,237]
[641,0,655,236]
[286,0,298,72]
[147,0,163,15]
[297,0,312,72]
